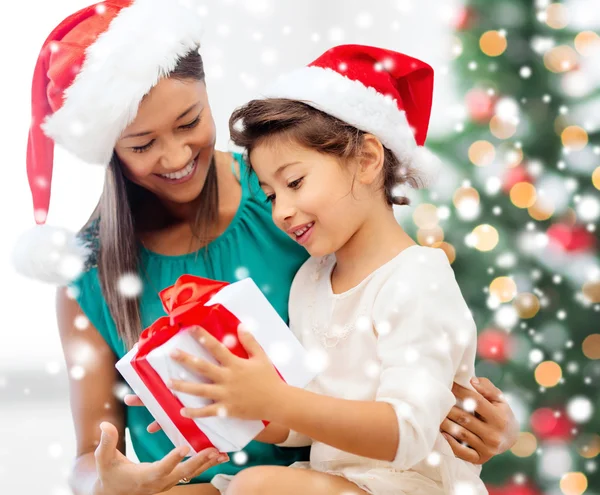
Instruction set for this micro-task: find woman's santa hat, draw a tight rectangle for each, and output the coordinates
[14,0,205,284]
[262,44,440,188]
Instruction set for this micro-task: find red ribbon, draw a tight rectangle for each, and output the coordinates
[130,275,257,453]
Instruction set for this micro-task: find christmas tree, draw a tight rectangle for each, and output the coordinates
[410,1,600,494]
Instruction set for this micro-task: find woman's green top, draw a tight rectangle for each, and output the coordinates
[71,153,310,483]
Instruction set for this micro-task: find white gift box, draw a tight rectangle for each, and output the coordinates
[116,278,317,453]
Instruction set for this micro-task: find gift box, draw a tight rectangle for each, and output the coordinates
[116,274,317,454]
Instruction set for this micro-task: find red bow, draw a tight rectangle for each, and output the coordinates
[130,275,254,454]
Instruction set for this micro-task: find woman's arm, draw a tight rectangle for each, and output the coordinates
[56,287,127,495]
[56,288,224,495]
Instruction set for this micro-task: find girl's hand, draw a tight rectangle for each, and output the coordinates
[169,326,285,421]
[92,421,228,495]
[441,377,520,464]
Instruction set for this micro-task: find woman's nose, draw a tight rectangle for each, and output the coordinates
[160,138,193,171]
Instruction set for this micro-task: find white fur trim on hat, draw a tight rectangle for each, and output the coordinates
[262,66,440,186]
[42,0,206,166]
[12,225,91,285]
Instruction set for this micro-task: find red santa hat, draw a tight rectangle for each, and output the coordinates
[262,44,440,187]
[15,0,205,284]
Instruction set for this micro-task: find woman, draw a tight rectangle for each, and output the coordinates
[19,1,519,494]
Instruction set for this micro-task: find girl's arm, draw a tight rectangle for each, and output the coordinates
[265,386,399,461]
[253,422,290,444]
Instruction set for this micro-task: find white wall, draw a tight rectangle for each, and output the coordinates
[0,0,460,371]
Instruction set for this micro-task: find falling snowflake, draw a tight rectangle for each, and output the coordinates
[235,266,250,280]
[267,341,292,366]
[355,12,373,29]
[70,366,85,380]
[427,451,441,466]
[74,315,89,330]
[232,450,248,465]
[453,481,478,495]
[48,443,63,459]
[304,348,329,373]
[117,273,143,298]
[222,334,238,349]
[364,360,380,378]
[46,361,61,375]
[567,396,593,423]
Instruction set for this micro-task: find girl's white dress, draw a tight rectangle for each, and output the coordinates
[277,245,488,495]
[212,245,488,494]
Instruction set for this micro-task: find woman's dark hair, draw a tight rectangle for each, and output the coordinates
[228,98,420,207]
[82,49,218,350]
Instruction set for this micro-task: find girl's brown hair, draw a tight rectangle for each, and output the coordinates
[82,49,218,350]
[228,98,420,206]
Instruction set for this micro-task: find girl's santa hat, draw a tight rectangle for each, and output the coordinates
[262,44,441,188]
[14,0,205,284]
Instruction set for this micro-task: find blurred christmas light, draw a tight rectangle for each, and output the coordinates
[511,432,538,457]
[417,226,444,247]
[582,334,600,359]
[574,31,600,57]
[545,3,569,29]
[528,198,555,221]
[469,140,496,166]
[561,126,589,151]
[413,203,439,229]
[510,182,538,208]
[500,144,524,168]
[544,46,579,73]
[576,195,600,222]
[592,167,600,190]
[433,241,456,264]
[566,396,593,423]
[480,30,508,57]
[471,224,500,251]
[453,186,481,220]
[490,276,518,303]
[535,360,562,387]
[576,434,600,459]
[561,70,593,98]
[466,88,496,122]
[495,305,519,329]
[559,472,587,495]
[477,328,514,362]
[490,116,518,139]
[539,444,573,479]
[520,66,533,78]
[514,292,541,318]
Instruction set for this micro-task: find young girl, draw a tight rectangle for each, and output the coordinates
[167,45,489,495]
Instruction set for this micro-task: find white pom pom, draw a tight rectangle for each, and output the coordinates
[409,146,442,188]
[12,225,91,285]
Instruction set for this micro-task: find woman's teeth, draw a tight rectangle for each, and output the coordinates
[295,222,314,237]
[160,159,196,180]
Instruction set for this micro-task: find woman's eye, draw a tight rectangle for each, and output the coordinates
[180,116,201,129]
[288,177,304,189]
[132,140,155,153]
[265,193,276,204]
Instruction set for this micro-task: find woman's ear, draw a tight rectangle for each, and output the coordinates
[357,134,385,185]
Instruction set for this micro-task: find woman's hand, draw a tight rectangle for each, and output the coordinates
[441,377,520,464]
[168,326,284,421]
[92,421,228,495]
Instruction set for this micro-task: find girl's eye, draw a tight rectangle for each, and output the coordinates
[288,177,304,189]
[132,140,155,153]
[180,116,201,129]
